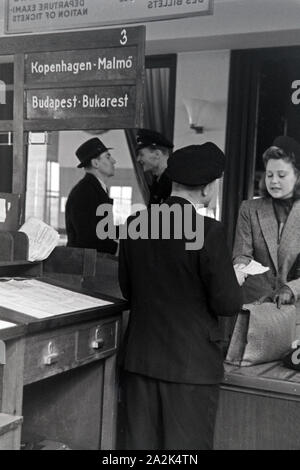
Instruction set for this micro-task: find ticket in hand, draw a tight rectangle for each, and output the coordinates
[238,260,269,275]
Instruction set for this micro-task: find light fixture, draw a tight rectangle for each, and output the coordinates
[183,98,226,133]
[86,129,109,135]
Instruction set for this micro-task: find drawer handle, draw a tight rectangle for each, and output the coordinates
[91,327,105,350]
[44,341,59,365]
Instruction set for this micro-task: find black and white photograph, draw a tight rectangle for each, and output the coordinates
[0,0,299,454]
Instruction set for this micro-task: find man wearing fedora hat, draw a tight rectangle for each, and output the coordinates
[119,142,242,450]
[136,128,174,205]
[65,137,118,254]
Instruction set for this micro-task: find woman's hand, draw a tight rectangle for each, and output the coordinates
[273,285,295,308]
[233,264,248,286]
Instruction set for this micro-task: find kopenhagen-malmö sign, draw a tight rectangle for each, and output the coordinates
[5,0,214,34]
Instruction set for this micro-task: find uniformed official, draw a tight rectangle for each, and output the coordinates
[136,128,173,205]
[65,137,118,255]
[119,142,243,450]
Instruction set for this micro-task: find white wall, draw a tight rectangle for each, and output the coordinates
[174,50,230,152]
[173,50,230,220]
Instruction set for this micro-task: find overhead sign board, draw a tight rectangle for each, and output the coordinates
[23,26,145,129]
[5,0,213,34]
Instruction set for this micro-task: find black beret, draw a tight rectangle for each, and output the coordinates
[76,137,113,168]
[272,135,300,170]
[136,128,173,152]
[167,143,225,186]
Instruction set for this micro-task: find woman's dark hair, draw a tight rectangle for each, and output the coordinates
[262,145,299,167]
[259,145,300,199]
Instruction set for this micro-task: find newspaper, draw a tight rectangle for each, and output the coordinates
[19,217,59,262]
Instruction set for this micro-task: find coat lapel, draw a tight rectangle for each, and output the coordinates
[278,199,300,267]
[85,173,111,202]
[257,198,279,270]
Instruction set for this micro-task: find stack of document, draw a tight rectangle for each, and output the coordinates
[19,217,59,262]
[0,279,112,318]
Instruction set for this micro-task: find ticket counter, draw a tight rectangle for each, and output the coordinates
[0,251,127,450]
[214,362,300,449]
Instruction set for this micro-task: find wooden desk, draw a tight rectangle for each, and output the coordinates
[214,362,300,449]
[0,273,127,450]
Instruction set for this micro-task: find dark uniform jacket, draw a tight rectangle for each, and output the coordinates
[148,169,172,205]
[65,173,118,255]
[119,196,242,384]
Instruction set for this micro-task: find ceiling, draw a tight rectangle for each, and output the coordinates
[1,0,300,54]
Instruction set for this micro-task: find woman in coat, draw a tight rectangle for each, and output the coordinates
[233,135,300,306]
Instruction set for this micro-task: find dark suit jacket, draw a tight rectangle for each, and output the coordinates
[233,198,300,303]
[65,173,118,255]
[119,196,242,384]
[148,169,172,205]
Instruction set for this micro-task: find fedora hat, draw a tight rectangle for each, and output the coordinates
[76,137,113,168]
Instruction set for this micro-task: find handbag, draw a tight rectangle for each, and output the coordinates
[225,302,296,367]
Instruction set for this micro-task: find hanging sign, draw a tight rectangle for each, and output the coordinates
[23,26,145,129]
[5,0,214,34]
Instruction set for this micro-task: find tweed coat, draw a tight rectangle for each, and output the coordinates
[233,197,300,304]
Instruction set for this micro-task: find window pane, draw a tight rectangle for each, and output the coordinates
[25,134,48,221]
[110,186,121,198]
[121,186,132,199]
[25,129,145,244]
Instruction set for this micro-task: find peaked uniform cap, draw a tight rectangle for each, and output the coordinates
[136,129,174,152]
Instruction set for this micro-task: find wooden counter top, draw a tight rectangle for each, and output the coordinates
[223,361,300,398]
[0,276,128,340]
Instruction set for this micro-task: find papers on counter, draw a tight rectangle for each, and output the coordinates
[0,279,112,319]
[19,217,59,262]
[0,320,16,330]
[238,260,269,276]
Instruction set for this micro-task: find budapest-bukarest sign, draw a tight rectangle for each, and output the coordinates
[5,0,214,34]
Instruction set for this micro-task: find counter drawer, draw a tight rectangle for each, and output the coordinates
[76,320,118,362]
[24,330,76,385]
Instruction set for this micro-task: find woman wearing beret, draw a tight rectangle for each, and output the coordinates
[233,136,300,307]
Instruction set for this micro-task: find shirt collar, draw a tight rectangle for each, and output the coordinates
[96,176,108,194]
[170,192,204,214]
